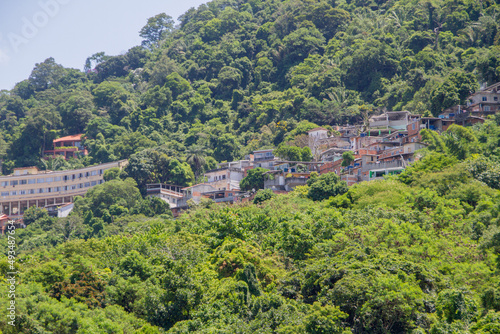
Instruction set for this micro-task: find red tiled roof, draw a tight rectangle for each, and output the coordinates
[53,134,83,143]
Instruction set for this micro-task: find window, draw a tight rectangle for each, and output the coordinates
[85,172,90,177]
[55,176,61,181]
[19,190,26,195]
[28,179,35,184]
[63,186,68,191]
[84,182,90,187]
[20,179,27,185]
[495,96,498,102]
[37,178,45,183]
[99,169,103,175]
[91,181,97,186]
[1,181,8,187]
[63,175,69,181]
[38,188,44,193]
[10,180,18,186]
[72,174,76,180]
[412,124,415,130]
[46,177,53,183]
[55,187,61,192]
[79,173,83,178]
[91,170,97,176]
[28,189,35,194]
[99,180,104,184]
[484,106,491,111]
[483,96,487,101]
[1,192,8,196]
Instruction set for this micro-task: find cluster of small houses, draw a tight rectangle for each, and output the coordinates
[150,82,500,215]
[0,83,499,228]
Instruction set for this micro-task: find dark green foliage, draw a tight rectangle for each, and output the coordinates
[341,151,355,167]
[430,72,478,116]
[240,167,268,191]
[50,265,107,308]
[132,196,171,217]
[125,147,194,194]
[23,206,51,226]
[436,289,478,324]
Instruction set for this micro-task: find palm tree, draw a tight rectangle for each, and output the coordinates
[39,156,66,171]
[186,145,207,180]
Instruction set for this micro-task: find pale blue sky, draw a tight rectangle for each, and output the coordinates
[0,0,208,90]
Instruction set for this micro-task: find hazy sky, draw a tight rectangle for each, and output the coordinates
[0,0,208,90]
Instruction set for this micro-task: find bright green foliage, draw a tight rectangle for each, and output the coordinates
[307,172,348,201]
[274,144,312,161]
[103,167,122,181]
[139,13,174,49]
[78,178,142,217]
[466,155,500,190]
[303,302,347,334]
[421,129,447,152]
[398,152,457,185]
[253,189,275,205]
[444,124,479,160]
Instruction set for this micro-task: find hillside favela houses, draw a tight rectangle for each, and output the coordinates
[4,83,500,221]
[143,82,500,214]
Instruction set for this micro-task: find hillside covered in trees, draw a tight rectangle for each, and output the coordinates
[1,0,500,178]
[2,0,500,332]
[0,116,500,332]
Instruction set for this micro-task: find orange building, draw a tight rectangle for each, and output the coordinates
[44,134,88,160]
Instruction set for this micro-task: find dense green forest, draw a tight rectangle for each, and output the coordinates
[2,0,500,332]
[0,116,500,333]
[1,0,500,178]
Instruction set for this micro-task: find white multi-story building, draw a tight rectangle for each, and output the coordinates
[204,160,250,190]
[0,160,128,219]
